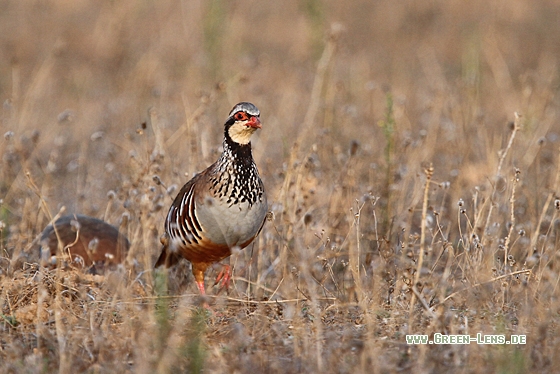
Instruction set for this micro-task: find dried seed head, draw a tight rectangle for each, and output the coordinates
[555,199,560,210]
[167,184,177,195]
[152,202,164,212]
[70,219,81,231]
[90,131,104,141]
[349,140,359,156]
[458,199,464,207]
[518,229,526,236]
[266,211,275,221]
[120,212,130,226]
[57,109,74,123]
[73,256,85,268]
[304,213,313,226]
[88,237,99,252]
[525,255,539,267]
[4,131,14,140]
[31,130,40,144]
[107,190,116,200]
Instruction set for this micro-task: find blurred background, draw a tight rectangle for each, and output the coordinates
[1,0,559,219]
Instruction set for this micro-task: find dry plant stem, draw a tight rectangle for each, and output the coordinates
[234,275,280,296]
[62,227,81,264]
[295,224,326,371]
[503,170,519,270]
[408,164,433,331]
[166,94,212,149]
[292,146,318,216]
[277,141,299,212]
[108,294,336,305]
[276,27,338,226]
[54,291,70,374]
[436,243,455,313]
[482,112,520,245]
[155,300,193,373]
[150,107,165,158]
[25,171,55,223]
[25,171,67,261]
[299,26,338,143]
[52,274,69,373]
[17,48,55,128]
[11,63,20,106]
[411,286,437,320]
[430,223,448,274]
[276,144,300,280]
[534,205,560,297]
[350,201,365,306]
[25,171,71,373]
[301,265,325,372]
[273,30,339,295]
[471,188,480,230]
[440,269,531,305]
[529,146,560,257]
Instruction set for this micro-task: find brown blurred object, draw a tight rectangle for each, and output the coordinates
[39,214,129,273]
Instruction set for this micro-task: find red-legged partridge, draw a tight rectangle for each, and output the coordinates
[156,102,267,295]
[39,214,129,273]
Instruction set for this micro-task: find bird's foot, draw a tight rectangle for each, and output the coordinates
[213,264,232,292]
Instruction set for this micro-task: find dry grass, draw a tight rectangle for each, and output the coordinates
[1,0,560,372]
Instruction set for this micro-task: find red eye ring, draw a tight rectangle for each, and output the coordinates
[234,112,248,121]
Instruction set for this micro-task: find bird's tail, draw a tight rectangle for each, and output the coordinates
[155,235,181,268]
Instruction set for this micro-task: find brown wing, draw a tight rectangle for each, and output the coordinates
[156,169,221,267]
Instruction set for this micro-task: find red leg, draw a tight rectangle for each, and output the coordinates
[195,280,206,295]
[192,263,213,310]
[192,263,209,295]
[213,264,232,290]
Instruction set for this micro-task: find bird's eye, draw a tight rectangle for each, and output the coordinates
[234,112,248,121]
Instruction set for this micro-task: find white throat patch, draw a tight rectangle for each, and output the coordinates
[228,122,258,145]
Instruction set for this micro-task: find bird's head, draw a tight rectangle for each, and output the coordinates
[225,102,261,145]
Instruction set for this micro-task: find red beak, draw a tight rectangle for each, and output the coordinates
[247,116,262,129]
